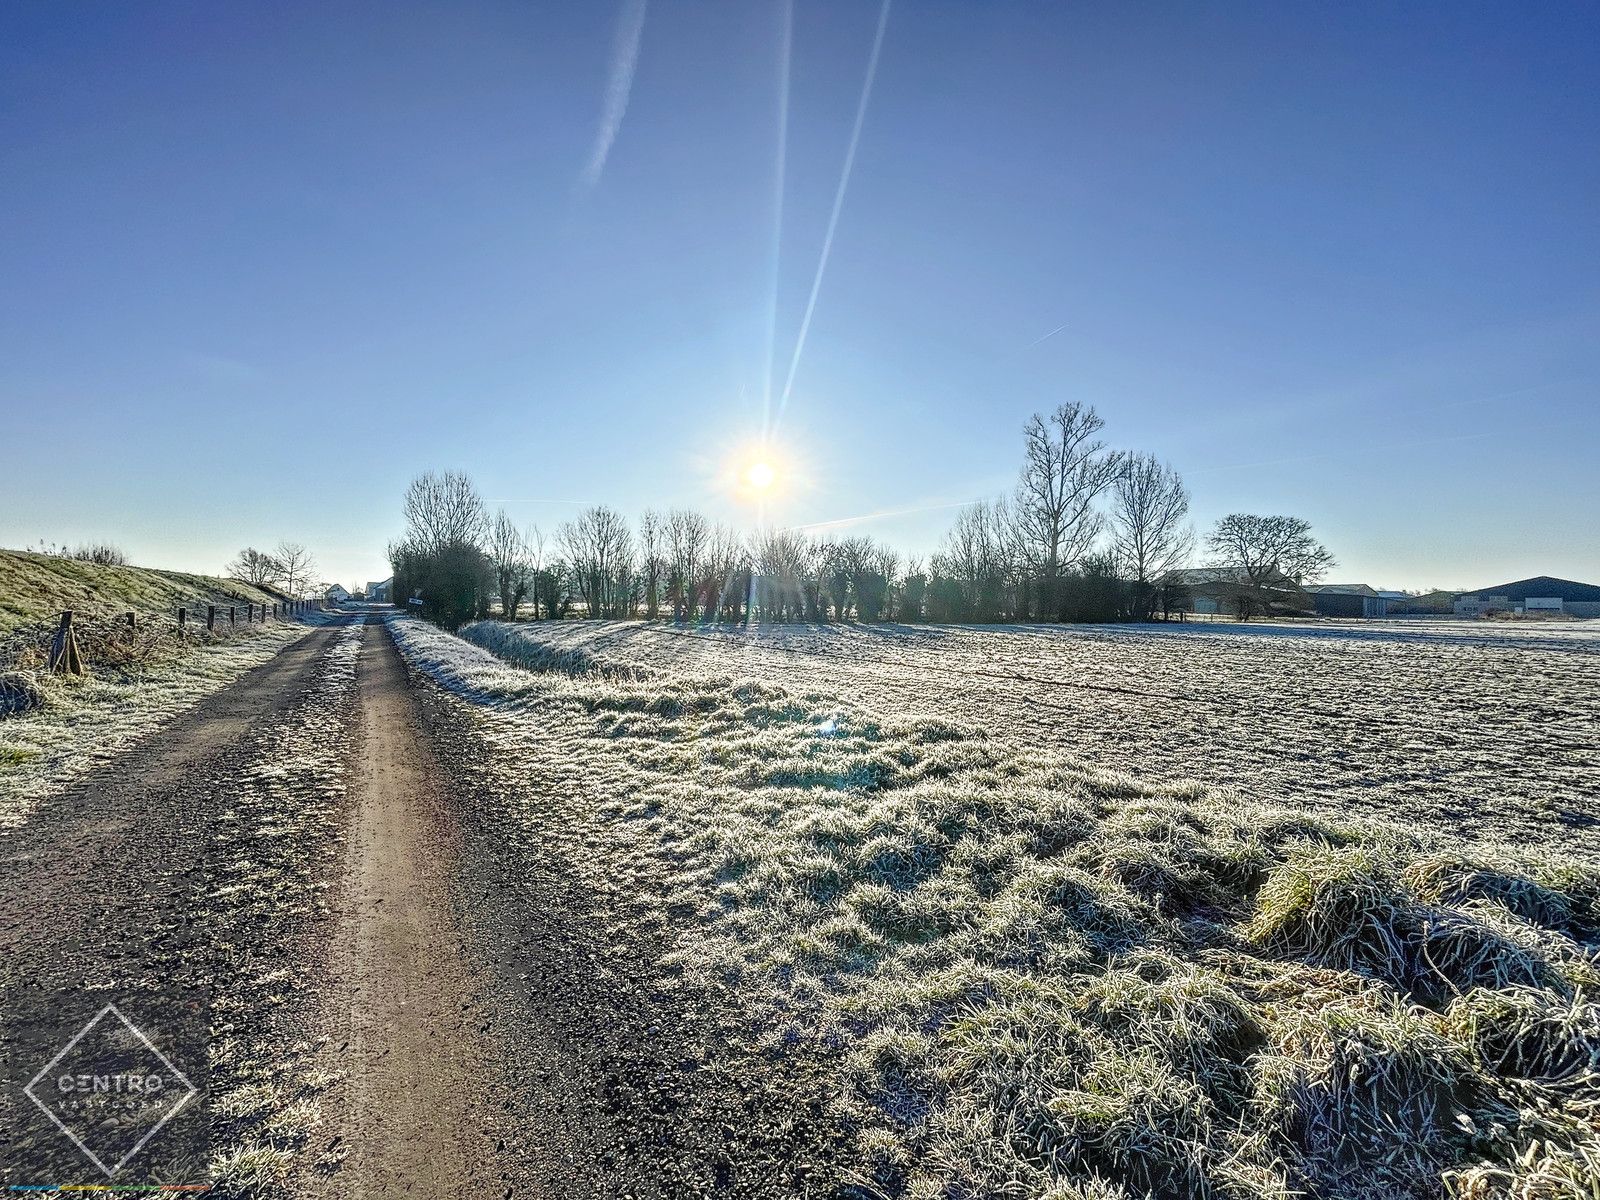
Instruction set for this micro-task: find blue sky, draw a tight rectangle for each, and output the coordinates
[2,1,1596,592]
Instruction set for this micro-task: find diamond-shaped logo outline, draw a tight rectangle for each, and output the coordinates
[23,1003,198,1178]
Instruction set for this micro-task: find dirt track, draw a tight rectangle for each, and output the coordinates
[0,615,837,1197]
[315,623,512,1197]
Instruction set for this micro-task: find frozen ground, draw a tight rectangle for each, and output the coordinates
[390,613,1600,1198]
[469,618,1599,853]
[0,620,322,826]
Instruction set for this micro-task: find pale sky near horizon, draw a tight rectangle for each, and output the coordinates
[2,1,1597,593]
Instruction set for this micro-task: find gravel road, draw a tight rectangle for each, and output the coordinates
[0,615,839,1197]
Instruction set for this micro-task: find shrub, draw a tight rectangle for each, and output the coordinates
[67,542,129,566]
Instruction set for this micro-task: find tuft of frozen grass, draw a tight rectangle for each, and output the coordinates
[387,614,1600,1199]
[1246,843,1567,1003]
[208,1144,294,1195]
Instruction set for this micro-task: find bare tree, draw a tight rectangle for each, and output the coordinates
[559,505,635,619]
[750,527,815,621]
[834,536,897,621]
[524,525,549,619]
[665,508,709,621]
[274,541,318,598]
[638,509,665,620]
[229,546,282,586]
[402,470,488,557]
[391,471,491,628]
[900,555,927,622]
[487,510,532,618]
[1013,402,1125,619]
[1110,455,1192,619]
[932,498,1017,622]
[699,524,744,622]
[1206,513,1335,619]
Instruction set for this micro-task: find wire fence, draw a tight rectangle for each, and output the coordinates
[24,599,325,676]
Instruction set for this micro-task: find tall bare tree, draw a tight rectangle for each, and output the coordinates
[228,546,281,587]
[1110,455,1192,619]
[274,541,318,598]
[699,524,745,622]
[487,509,532,618]
[1206,513,1335,618]
[391,470,491,628]
[666,508,709,621]
[402,470,487,557]
[638,509,665,620]
[559,505,634,619]
[932,498,1017,622]
[1013,402,1125,619]
[524,525,550,619]
[750,527,815,621]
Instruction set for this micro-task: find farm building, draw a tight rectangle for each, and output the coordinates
[367,578,393,603]
[1168,567,1309,617]
[1454,576,1600,617]
[326,583,351,603]
[1304,583,1392,618]
[1391,589,1459,615]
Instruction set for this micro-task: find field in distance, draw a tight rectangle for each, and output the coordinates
[455,616,1600,855]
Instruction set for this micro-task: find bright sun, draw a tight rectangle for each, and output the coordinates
[744,460,777,491]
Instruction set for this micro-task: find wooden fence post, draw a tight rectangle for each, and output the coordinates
[49,610,85,675]
[127,611,137,639]
[229,606,236,627]
[207,605,216,631]
[178,607,187,636]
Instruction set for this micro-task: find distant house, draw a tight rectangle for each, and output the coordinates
[326,584,351,603]
[1304,584,1391,618]
[1454,576,1600,618]
[1167,567,1309,618]
[367,578,393,603]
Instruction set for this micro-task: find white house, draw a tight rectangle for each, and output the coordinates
[326,584,351,603]
[367,578,393,603]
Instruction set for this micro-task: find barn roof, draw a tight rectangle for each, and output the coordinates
[1461,576,1600,602]
[1305,583,1379,596]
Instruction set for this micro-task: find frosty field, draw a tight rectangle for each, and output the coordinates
[464,617,1600,854]
[390,613,1600,1198]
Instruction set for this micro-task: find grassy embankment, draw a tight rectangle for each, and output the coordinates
[400,616,1600,1200]
[0,549,312,816]
[0,548,283,634]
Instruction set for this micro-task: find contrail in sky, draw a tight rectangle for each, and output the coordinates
[797,496,975,533]
[1026,323,1068,347]
[762,0,794,435]
[775,0,892,427]
[579,0,649,193]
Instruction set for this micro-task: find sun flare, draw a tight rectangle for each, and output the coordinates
[744,460,777,491]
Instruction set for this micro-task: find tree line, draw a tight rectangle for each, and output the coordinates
[389,401,1334,630]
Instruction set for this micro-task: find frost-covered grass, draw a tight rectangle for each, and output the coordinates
[457,618,1600,852]
[0,547,284,633]
[390,615,1600,1199]
[0,619,326,826]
